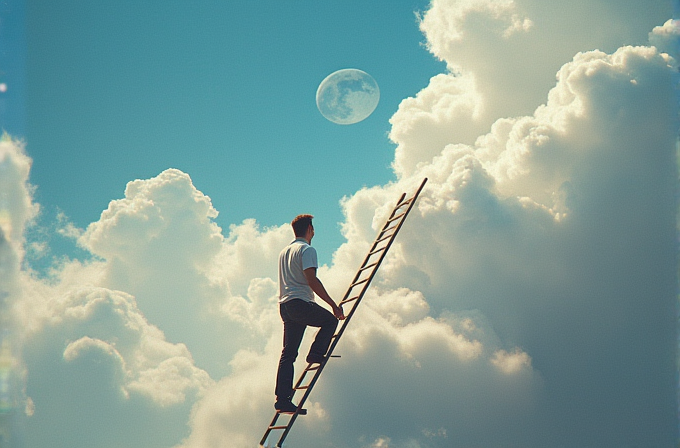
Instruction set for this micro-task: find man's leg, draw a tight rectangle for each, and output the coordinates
[302,302,339,363]
[275,304,306,402]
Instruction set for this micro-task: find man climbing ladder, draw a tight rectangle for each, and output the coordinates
[274,214,346,415]
[260,178,427,448]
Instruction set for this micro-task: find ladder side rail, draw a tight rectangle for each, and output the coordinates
[261,410,288,447]
[273,411,301,447]
[261,365,316,447]
[335,189,416,303]
[327,227,404,352]
[260,418,277,446]
[324,178,427,361]
[340,222,399,299]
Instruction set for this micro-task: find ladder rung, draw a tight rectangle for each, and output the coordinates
[340,295,360,305]
[269,425,289,430]
[375,232,394,244]
[396,198,412,208]
[359,261,379,272]
[386,210,407,223]
[349,278,369,288]
[381,223,398,235]
[294,385,309,390]
[368,246,386,256]
[305,364,320,371]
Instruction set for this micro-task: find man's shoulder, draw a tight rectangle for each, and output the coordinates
[280,239,312,256]
[300,244,317,268]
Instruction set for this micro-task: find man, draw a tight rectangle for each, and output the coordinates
[275,214,346,414]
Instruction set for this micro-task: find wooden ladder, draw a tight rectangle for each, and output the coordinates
[259,178,427,448]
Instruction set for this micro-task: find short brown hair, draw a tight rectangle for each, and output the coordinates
[291,214,313,237]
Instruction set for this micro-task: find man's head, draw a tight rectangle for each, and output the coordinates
[291,214,314,242]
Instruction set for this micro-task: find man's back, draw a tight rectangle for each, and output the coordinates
[278,238,317,304]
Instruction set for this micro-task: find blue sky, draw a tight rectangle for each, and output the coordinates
[17,0,446,266]
[1,1,679,448]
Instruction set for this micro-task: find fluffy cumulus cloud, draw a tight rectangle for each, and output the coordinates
[650,18,680,60]
[3,1,678,448]
[368,31,677,448]
[0,150,286,447]
[0,135,38,448]
[392,0,672,177]
[0,147,214,447]
[22,286,214,407]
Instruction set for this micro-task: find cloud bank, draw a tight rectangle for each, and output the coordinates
[4,1,678,448]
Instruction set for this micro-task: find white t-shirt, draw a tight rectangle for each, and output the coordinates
[278,238,318,303]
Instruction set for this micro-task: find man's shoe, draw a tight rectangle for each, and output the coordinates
[306,354,326,364]
[274,400,307,415]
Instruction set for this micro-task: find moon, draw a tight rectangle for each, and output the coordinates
[316,69,380,125]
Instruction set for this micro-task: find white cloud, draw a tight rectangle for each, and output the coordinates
[175,341,283,448]
[389,73,484,176]
[0,135,36,446]
[79,168,224,294]
[73,169,294,377]
[211,219,291,300]
[16,281,217,447]
[379,44,678,302]
[490,348,531,374]
[393,0,672,179]
[365,287,430,326]
[355,39,677,448]
[0,148,219,445]
[419,0,533,50]
[56,210,83,239]
[22,285,214,407]
[127,356,213,407]
[0,135,39,254]
[650,18,680,61]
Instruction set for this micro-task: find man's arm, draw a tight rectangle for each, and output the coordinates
[304,267,345,320]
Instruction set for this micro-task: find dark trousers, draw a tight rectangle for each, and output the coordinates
[275,299,338,401]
